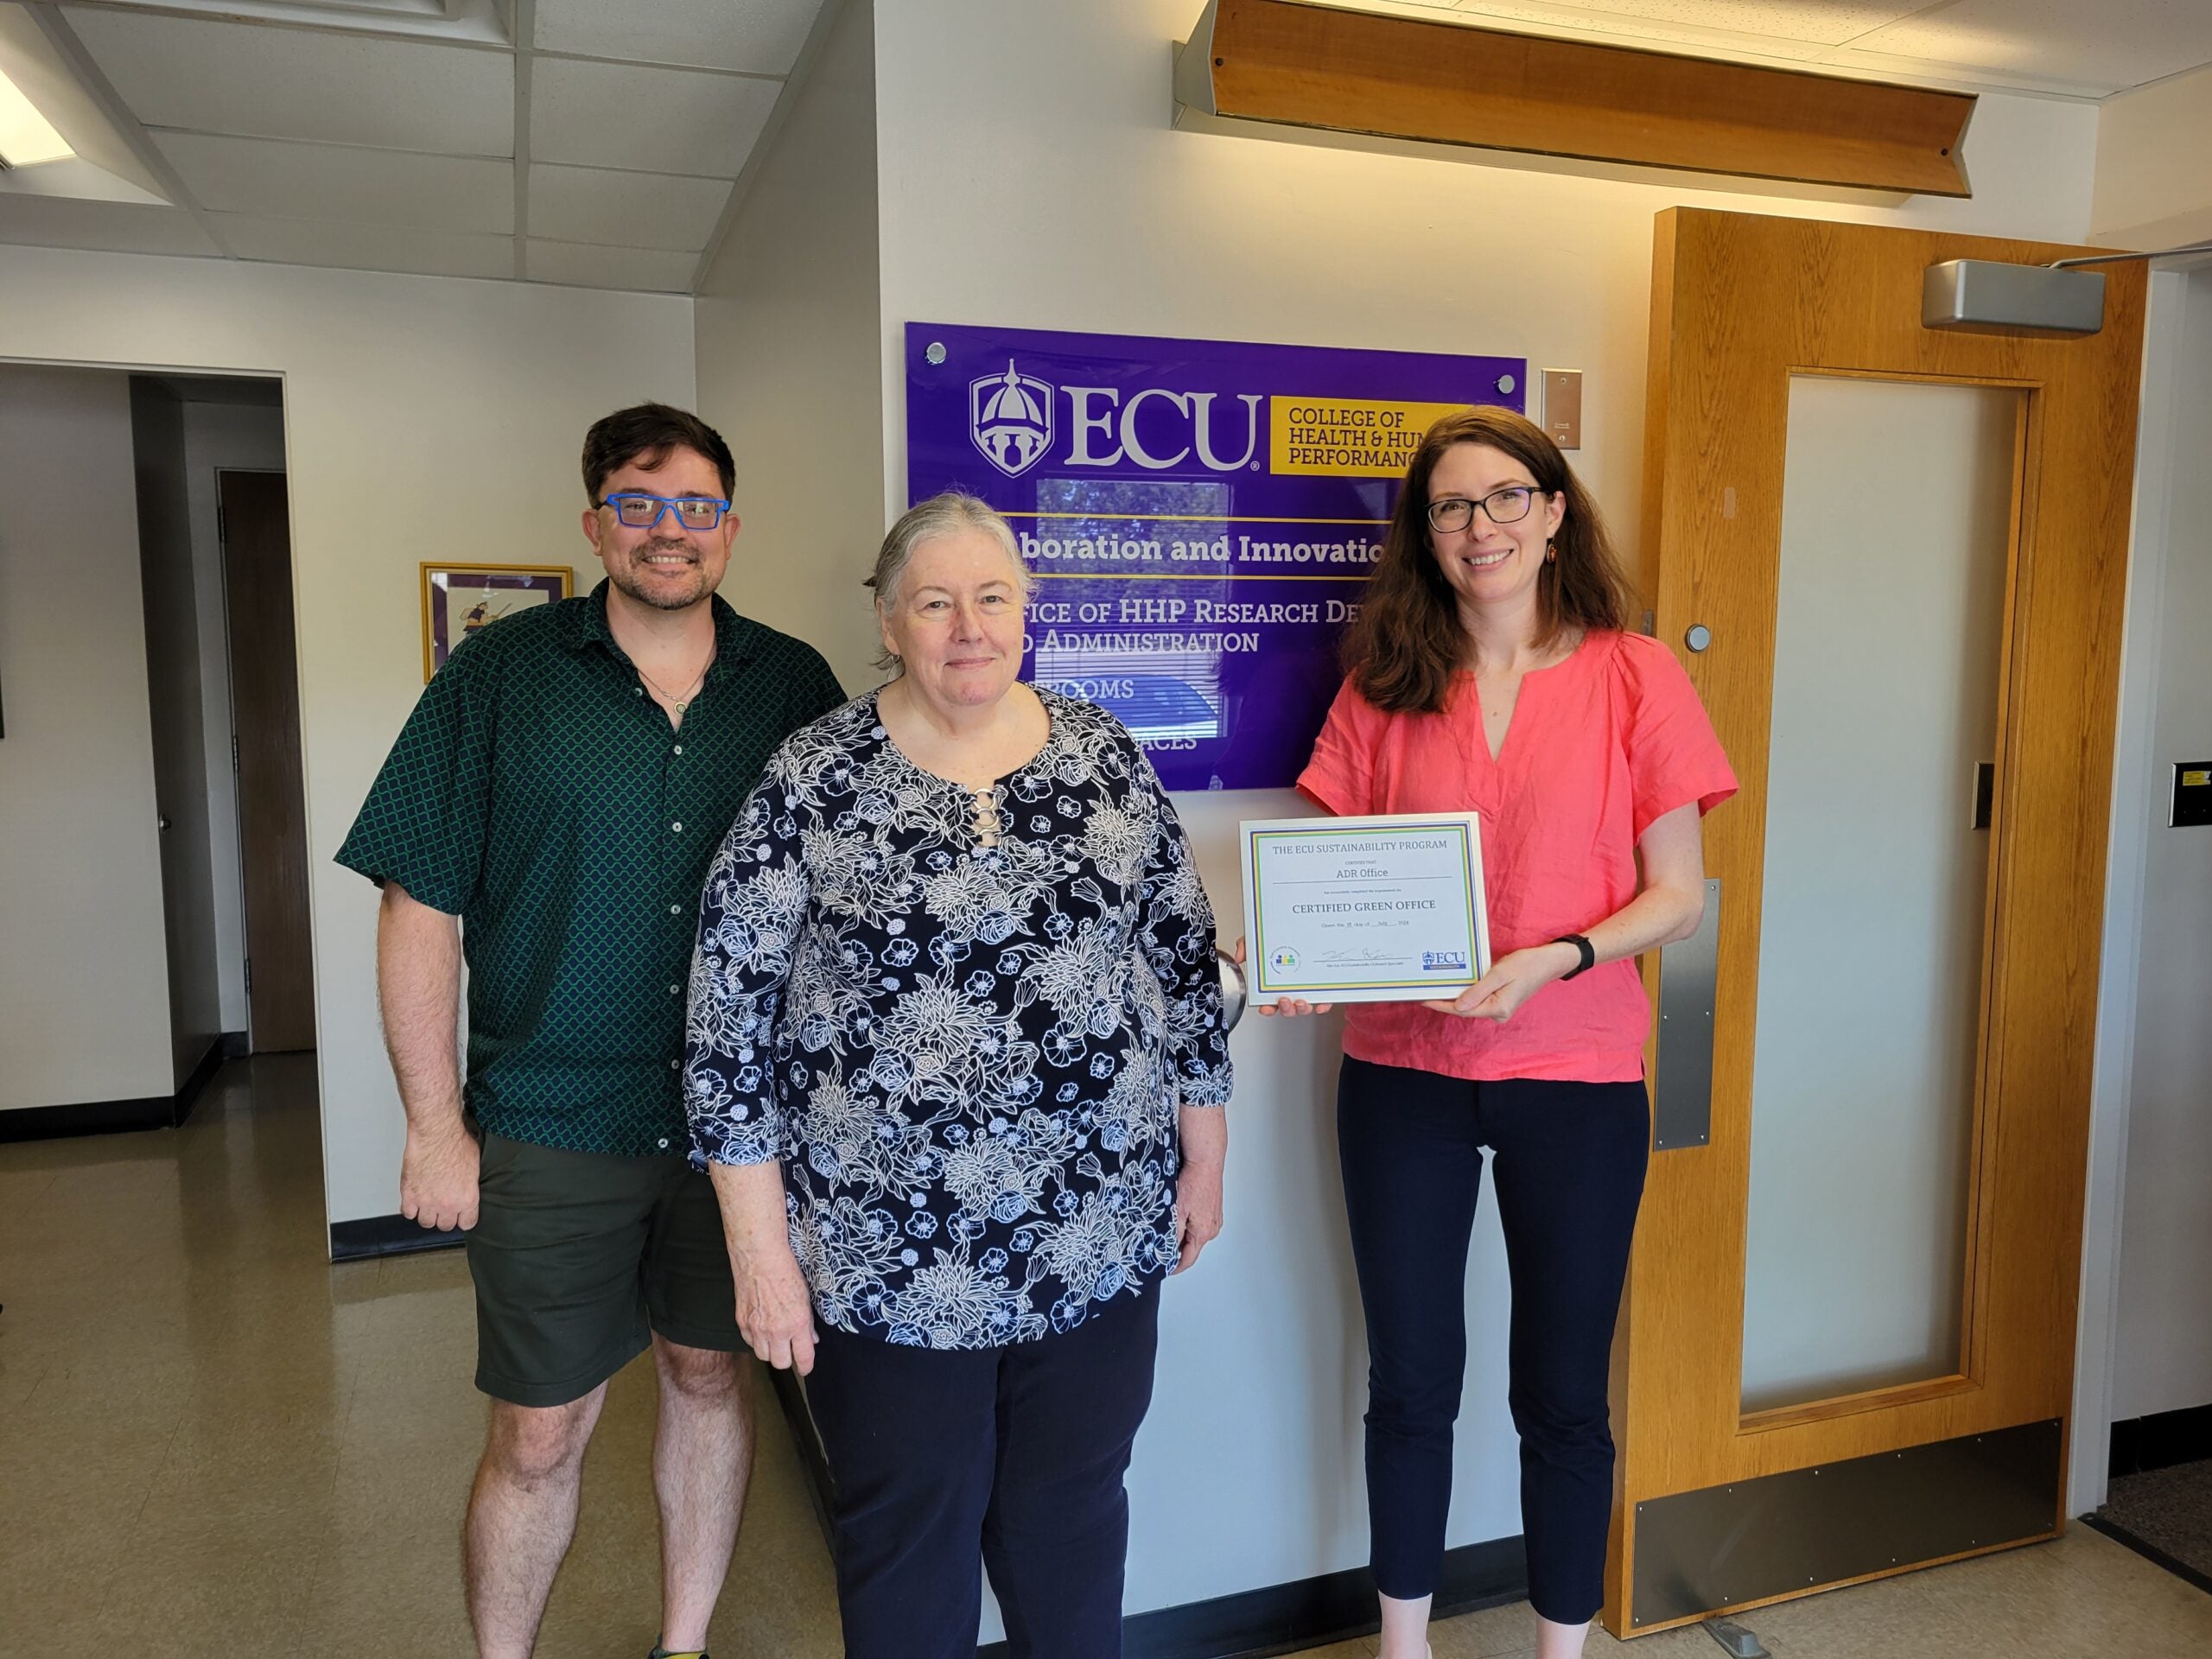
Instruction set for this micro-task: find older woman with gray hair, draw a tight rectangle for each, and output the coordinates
[682,492,1232,1659]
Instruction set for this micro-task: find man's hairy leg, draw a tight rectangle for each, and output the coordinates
[652,1338,753,1651]
[465,1386,607,1659]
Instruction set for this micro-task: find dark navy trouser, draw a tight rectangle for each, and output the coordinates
[1337,1054,1649,1624]
[804,1288,1160,1659]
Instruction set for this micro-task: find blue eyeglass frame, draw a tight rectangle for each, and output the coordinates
[600,492,733,531]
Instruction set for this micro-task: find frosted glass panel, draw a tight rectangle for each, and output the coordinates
[1739,377,2017,1414]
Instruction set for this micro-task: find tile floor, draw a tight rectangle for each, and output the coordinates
[3,1058,2209,1657]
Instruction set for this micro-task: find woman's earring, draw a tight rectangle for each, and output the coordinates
[1546,540,1558,563]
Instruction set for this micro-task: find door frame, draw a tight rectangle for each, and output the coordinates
[208,460,286,1041]
[1609,208,2151,1636]
[2069,263,2201,1517]
[218,465,317,1054]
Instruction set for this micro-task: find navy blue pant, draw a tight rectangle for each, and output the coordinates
[1337,1056,1649,1624]
[803,1289,1160,1659]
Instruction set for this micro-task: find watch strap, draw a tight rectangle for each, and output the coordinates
[1557,933,1596,979]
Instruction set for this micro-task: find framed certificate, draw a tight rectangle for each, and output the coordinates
[1239,812,1491,1004]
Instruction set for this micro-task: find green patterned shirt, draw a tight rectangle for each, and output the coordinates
[336,581,845,1156]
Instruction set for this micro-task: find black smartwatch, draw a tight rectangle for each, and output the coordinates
[1556,933,1596,979]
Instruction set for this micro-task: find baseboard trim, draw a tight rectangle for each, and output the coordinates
[328,1213,466,1262]
[760,1350,1529,1658]
[2081,1512,2212,1598]
[972,1534,1526,1659]
[221,1030,251,1059]
[2109,1404,2212,1478]
[0,1034,232,1142]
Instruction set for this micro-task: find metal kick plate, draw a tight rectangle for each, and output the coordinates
[1653,878,1721,1151]
[1631,1420,2063,1628]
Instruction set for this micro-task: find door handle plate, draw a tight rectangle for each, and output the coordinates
[1653,877,1721,1151]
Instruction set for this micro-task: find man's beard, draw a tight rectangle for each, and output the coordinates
[609,541,710,611]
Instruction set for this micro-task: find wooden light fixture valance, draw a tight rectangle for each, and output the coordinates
[1175,0,1975,198]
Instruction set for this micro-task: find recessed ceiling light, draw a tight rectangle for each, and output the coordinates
[0,65,72,168]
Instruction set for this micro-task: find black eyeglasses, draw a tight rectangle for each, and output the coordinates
[1427,486,1540,532]
[601,493,732,531]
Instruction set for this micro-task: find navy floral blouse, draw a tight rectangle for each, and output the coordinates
[682,689,1232,1351]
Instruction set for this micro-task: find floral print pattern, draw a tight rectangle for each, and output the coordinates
[683,690,1231,1350]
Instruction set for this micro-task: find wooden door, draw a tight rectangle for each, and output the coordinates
[1607,209,2148,1636]
[219,470,316,1053]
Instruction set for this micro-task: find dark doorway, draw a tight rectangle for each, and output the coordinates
[219,470,316,1053]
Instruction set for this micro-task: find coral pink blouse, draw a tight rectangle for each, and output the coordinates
[1296,630,1737,1084]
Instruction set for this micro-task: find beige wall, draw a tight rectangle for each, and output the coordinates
[0,365,175,1109]
[0,247,695,1222]
[695,0,884,693]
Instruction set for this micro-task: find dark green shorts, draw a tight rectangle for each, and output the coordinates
[466,1134,742,1408]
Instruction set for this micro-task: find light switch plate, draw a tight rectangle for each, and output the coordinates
[1541,368,1582,449]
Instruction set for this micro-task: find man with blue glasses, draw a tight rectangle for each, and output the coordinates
[337,403,844,1659]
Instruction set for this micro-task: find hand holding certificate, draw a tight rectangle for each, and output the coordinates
[1239,813,1492,1006]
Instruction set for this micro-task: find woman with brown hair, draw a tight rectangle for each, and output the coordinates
[1271,407,1735,1659]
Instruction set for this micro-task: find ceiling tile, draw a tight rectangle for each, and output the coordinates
[61,7,512,155]
[1816,43,2122,98]
[525,237,696,293]
[0,194,220,257]
[1457,2,1923,49]
[213,213,516,280]
[1851,0,2212,93]
[66,0,507,40]
[1427,1,1829,58]
[535,0,820,74]
[529,56,776,176]
[526,163,729,251]
[154,131,515,232]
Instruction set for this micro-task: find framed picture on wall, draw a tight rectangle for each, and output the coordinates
[420,563,573,679]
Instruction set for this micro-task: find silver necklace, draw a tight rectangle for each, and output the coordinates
[636,648,714,713]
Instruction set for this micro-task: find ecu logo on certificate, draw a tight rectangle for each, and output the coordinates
[1239,813,1491,1004]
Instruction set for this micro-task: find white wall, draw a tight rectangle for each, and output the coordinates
[181,397,288,1036]
[863,0,2106,1618]
[695,0,883,691]
[2111,266,2212,1424]
[874,5,2096,580]
[2091,63,2212,249]
[0,365,175,1109]
[0,247,695,1222]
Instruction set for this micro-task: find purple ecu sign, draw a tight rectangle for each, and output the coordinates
[906,321,1525,791]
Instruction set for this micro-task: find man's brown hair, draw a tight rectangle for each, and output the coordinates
[581,403,736,504]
